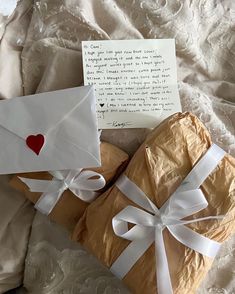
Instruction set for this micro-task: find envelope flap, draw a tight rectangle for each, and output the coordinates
[0,86,93,140]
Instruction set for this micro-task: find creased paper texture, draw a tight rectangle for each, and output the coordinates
[82,39,181,129]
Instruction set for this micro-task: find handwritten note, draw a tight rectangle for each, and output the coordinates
[82,39,181,129]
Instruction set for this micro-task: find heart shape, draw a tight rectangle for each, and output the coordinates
[26,134,45,155]
[99,103,105,108]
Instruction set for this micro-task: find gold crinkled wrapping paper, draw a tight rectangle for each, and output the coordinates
[72,112,235,294]
[10,142,129,232]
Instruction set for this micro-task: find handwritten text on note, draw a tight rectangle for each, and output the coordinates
[82,39,181,129]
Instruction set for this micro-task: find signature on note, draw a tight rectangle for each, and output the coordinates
[107,121,133,128]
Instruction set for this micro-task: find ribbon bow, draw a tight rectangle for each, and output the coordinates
[110,144,226,294]
[19,169,106,215]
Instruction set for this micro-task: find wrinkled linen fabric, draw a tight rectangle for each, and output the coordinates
[0,0,234,293]
[0,0,32,99]
[0,175,35,294]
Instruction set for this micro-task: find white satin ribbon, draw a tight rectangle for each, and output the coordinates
[110,144,226,294]
[19,169,106,215]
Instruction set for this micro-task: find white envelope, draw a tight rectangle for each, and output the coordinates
[0,86,101,174]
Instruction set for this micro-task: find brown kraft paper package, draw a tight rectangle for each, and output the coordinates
[10,141,129,232]
[72,112,235,294]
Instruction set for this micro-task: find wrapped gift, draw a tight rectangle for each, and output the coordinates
[72,112,235,294]
[10,142,129,232]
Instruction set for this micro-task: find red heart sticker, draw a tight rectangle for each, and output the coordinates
[26,134,45,155]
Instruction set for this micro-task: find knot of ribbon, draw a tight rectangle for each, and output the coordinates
[19,169,106,215]
[110,144,226,294]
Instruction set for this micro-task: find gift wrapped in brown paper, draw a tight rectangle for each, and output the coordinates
[72,112,235,294]
[10,142,129,232]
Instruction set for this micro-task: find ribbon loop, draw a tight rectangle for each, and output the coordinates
[19,169,106,215]
[71,170,106,191]
[111,144,225,294]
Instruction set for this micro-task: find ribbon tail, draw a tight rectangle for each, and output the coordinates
[168,225,221,258]
[35,190,63,215]
[155,228,173,294]
[110,232,154,280]
[49,170,65,180]
[18,177,53,193]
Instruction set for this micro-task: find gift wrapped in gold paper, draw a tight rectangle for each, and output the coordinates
[72,112,235,294]
[10,142,129,232]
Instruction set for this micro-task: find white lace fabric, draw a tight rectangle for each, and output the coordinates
[0,0,234,293]
[24,213,130,294]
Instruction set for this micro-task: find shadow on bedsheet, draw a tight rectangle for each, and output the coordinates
[5,287,27,294]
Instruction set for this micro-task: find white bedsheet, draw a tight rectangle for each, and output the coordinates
[0,0,234,293]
